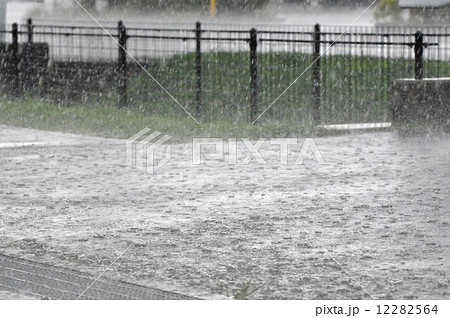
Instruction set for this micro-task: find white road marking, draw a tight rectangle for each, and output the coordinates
[0,142,62,148]
[318,122,392,131]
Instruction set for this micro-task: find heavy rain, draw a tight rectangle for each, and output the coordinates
[0,0,449,310]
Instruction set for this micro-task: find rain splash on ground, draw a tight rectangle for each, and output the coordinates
[0,290,35,300]
[0,125,449,299]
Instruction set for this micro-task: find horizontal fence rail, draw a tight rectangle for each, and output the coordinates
[0,19,449,124]
[11,20,449,62]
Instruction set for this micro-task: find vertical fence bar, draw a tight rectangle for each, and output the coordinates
[414,31,424,80]
[386,34,391,97]
[23,18,33,93]
[11,22,19,93]
[195,21,202,117]
[25,19,33,93]
[249,28,258,123]
[118,20,128,107]
[27,18,33,43]
[312,23,321,124]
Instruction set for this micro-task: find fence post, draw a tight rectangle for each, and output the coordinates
[195,21,202,116]
[11,22,19,93]
[414,31,423,80]
[312,23,321,124]
[27,18,33,43]
[118,20,128,107]
[23,18,34,93]
[249,28,258,123]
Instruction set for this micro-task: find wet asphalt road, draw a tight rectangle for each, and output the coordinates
[1,125,449,299]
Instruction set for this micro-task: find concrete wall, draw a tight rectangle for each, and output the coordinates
[391,78,450,128]
[0,43,148,106]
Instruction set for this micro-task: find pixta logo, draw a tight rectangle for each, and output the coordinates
[126,128,172,174]
[192,138,325,165]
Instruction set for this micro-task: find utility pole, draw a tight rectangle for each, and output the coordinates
[210,0,216,17]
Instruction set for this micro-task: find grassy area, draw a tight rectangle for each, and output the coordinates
[127,51,449,124]
[0,97,324,141]
[1,51,447,138]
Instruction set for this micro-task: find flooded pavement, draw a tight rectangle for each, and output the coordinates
[0,290,35,300]
[0,125,449,299]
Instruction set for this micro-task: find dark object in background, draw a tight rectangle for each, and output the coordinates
[20,43,49,94]
[0,41,49,96]
[391,78,450,130]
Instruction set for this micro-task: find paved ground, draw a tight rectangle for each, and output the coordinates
[0,125,449,299]
[0,254,196,300]
[0,290,35,300]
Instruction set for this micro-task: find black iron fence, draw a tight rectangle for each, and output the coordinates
[1,19,449,124]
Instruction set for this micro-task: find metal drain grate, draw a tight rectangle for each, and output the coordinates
[0,254,198,300]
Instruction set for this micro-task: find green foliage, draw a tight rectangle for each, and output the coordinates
[0,97,321,141]
[127,51,450,124]
[2,48,448,138]
[219,0,270,10]
[78,0,96,9]
[375,0,401,19]
[234,280,259,300]
[107,0,269,10]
